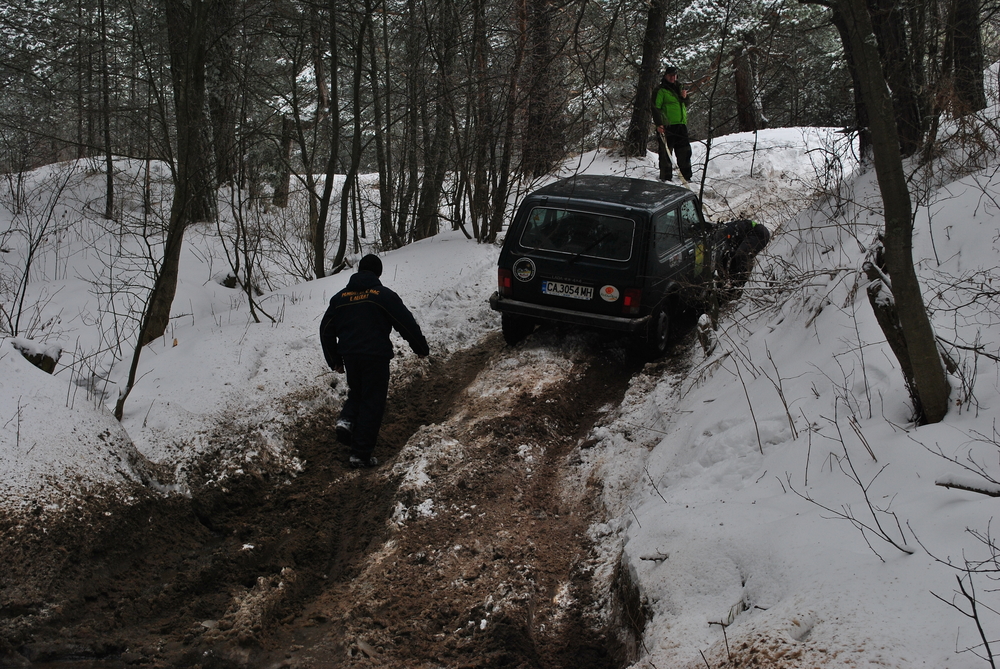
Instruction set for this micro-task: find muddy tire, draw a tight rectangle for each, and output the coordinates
[501,312,536,346]
[640,306,670,359]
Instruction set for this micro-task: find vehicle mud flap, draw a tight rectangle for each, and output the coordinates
[639,306,670,359]
[501,312,536,346]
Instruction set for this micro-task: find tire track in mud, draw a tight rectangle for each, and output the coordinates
[0,332,645,668]
[264,334,647,668]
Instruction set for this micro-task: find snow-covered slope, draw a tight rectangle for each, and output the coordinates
[3,126,1000,667]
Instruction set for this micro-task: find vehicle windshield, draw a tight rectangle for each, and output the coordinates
[518,207,634,261]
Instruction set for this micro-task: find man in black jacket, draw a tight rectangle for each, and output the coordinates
[717,218,770,288]
[320,254,429,468]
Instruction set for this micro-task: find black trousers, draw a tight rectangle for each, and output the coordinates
[727,226,771,287]
[339,355,391,459]
[658,124,693,181]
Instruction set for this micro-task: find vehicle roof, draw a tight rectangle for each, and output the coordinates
[525,175,693,212]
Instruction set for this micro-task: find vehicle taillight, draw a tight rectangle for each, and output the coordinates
[622,288,642,315]
[498,268,514,296]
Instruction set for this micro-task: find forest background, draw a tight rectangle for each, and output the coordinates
[1,0,998,459]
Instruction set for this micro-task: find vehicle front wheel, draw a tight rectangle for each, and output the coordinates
[501,313,536,346]
[640,306,670,359]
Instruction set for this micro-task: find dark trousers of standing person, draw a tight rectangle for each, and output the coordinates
[729,226,770,287]
[340,355,391,460]
[656,132,673,182]
[664,124,693,182]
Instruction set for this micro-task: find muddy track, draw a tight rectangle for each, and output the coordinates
[0,332,646,668]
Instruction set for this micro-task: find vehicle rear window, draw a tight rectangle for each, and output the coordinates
[518,207,635,261]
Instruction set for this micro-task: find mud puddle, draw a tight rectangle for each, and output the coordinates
[1,331,650,668]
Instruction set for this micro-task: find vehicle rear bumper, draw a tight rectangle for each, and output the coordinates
[489,292,650,333]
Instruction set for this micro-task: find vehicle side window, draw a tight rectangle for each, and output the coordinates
[679,199,702,237]
[652,209,681,262]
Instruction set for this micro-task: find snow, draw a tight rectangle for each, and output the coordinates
[4,123,1000,667]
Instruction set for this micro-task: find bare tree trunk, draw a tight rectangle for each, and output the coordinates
[866,0,923,156]
[413,0,457,241]
[395,0,421,242]
[468,0,489,241]
[486,0,527,244]
[315,0,343,277]
[207,0,238,186]
[290,52,325,279]
[308,5,330,277]
[76,0,87,160]
[334,4,369,268]
[144,0,217,346]
[827,7,872,160]
[831,0,950,423]
[945,0,987,113]
[733,32,767,132]
[522,0,564,178]
[272,117,293,208]
[864,261,919,409]
[369,1,399,249]
[907,0,932,129]
[98,0,114,220]
[623,0,669,157]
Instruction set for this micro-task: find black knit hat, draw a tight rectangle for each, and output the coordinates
[663,66,677,75]
[358,254,383,277]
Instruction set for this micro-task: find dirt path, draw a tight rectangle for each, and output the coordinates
[0,331,649,668]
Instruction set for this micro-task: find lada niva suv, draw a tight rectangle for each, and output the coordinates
[489,174,719,357]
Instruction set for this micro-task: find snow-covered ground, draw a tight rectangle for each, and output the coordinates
[3,123,1000,667]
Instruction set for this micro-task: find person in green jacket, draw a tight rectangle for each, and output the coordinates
[651,66,693,183]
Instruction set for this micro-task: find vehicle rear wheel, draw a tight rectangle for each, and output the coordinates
[501,313,536,346]
[640,306,670,359]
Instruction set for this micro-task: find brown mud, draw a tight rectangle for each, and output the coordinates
[0,331,653,668]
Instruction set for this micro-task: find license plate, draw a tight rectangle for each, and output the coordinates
[542,281,593,300]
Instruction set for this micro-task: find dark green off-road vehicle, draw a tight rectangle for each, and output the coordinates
[489,175,720,357]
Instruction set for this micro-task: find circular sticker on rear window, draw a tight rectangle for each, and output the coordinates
[600,285,620,302]
[513,258,536,282]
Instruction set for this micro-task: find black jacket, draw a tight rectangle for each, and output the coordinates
[320,270,429,369]
[718,219,770,254]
